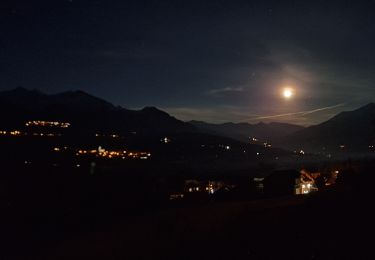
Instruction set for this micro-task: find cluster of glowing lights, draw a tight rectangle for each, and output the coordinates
[169,194,184,200]
[218,144,231,150]
[251,137,271,147]
[95,133,120,138]
[161,137,171,143]
[188,187,200,192]
[33,132,61,137]
[206,183,215,194]
[55,146,151,160]
[0,130,22,136]
[25,121,70,128]
[294,149,305,155]
[187,181,224,195]
[299,181,318,195]
[263,142,272,148]
[0,130,61,137]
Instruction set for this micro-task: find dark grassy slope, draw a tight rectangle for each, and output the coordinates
[41,171,372,260]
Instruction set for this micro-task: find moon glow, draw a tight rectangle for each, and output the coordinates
[282,87,294,99]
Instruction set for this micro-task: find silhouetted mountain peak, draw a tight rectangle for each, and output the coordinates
[0,87,48,109]
[141,106,172,117]
[0,87,197,134]
[0,87,121,113]
[189,120,205,124]
[52,90,115,111]
[14,86,28,92]
[141,106,160,112]
[55,90,100,99]
[329,103,375,123]
[60,90,90,96]
[357,102,375,112]
[1,86,43,96]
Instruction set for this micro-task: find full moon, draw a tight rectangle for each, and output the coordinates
[282,88,294,99]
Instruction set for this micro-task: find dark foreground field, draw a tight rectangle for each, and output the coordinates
[1,160,373,260]
[39,186,371,260]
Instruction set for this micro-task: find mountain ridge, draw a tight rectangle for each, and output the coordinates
[275,103,375,152]
[1,87,374,154]
[0,87,196,134]
[189,120,304,143]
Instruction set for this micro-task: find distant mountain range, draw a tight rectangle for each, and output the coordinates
[189,120,304,143]
[1,87,374,154]
[190,104,375,154]
[0,87,196,134]
[0,87,291,166]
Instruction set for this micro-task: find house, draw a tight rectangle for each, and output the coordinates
[263,170,318,197]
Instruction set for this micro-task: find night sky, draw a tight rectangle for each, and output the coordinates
[1,0,375,125]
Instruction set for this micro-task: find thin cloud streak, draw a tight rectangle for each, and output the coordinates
[301,103,346,115]
[249,103,346,120]
[206,86,244,96]
[162,106,260,123]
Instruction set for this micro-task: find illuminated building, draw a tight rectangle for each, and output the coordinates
[295,182,317,195]
[295,170,319,195]
[253,177,265,193]
[263,170,318,196]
